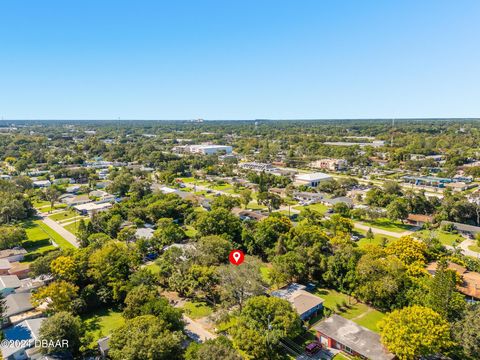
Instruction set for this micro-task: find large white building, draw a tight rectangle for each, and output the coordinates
[174,144,233,155]
[309,159,347,171]
[295,172,332,187]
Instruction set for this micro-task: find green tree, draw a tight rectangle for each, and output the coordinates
[218,256,265,310]
[453,304,480,359]
[270,251,306,286]
[239,189,252,209]
[151,218,186,250]
[257,191,282,213]
[39,311,83,356]
[123,285,184,330]
[109,315,185,360]
[195,208,242,242]
[44,186,61,212]
[193,235,233,266]
[32,280,79,313]
[88,241,140,302]
[355,249,408,310]
[379,305,453,360]
[423,261,466,321]
[211,195,240,211]
[386,198,409,223]
[185,337,242,360]
[0,226,26,250]
[231,296,302,359]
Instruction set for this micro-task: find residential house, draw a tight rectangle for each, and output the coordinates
[135,228,154,240]
[32,180,51,188]
[232,208,267,222]
[0,259,12,275]
[73,202,113,216]
[0,275,21,296]
[295,173,332,187]
[322,197,354,208]
[98,336,110,359]
[406,214,434,227]
[440,221,480,238]
[1,318,45,360]
[4,292,35,320]
[271,283,324,321]
[314,314,395,360]
[426,261,480,301]
[0,248,28,263]
[8,263,31,279]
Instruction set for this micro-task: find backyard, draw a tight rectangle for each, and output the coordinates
[312,288,385,333]
[82,308,124,348]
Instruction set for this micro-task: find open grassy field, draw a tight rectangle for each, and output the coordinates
[82,308,124,347]
[36,221,75,250]
[469,244,480,253]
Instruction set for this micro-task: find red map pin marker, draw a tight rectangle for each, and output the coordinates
[229,250,245,265]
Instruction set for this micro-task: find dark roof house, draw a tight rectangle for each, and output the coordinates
[314,314,395,360]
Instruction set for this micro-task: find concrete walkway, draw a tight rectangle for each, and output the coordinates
[41,215,79,248]
[458,239,480,258]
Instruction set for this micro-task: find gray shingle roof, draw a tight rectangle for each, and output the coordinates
[314,315,394,360]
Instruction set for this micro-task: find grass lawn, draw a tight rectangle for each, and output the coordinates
[415,229,463,246]
[293,203,329,215]
[332,354,353,360]
[246,201,267,210]
[313,289,384,333]
[22,219,74,252]
[182,301,213,319]
[359,218,413,233]
[468,244,480,253]
[354,229,396,248]
[177,177,196,183]
[48,209,79,222]
[36,221,75,249]
[64,219,90,236]
[82,308,124,346]
[210,183,232,191]
[32,200,66,212]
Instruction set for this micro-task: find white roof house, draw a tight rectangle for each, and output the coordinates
[295,172,332,187]
[73,202,112,215]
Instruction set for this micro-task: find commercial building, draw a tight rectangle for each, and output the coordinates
[176,144,233,155]
[314,315,395,360]
[295,172,332,187]
[309,159,347,171]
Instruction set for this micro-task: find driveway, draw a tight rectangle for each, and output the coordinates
[40,215,79,248]
[183,315,217,343]
[458,239,480,258]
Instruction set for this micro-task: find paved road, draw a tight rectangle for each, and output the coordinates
[41,215,79,248]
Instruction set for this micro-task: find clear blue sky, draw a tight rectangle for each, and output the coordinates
[1,0,479,120]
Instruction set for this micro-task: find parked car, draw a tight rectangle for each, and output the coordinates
[305,342,322,356]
